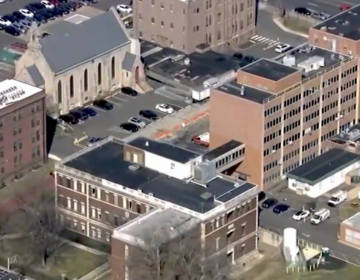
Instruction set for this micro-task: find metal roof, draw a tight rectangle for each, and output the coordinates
[122,52,136,71]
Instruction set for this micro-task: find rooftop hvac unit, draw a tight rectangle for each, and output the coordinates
[193,160,217,184]
[283,55,296,67]
[298,56,325,73]
[348,129,360,140]
[128,164,140,171]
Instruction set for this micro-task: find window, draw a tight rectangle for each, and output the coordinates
[114,215,119,226]
[170,23,174,29]
[105,192,110,202]
[105,211,110,223]
[111,57,115,79]
[151,17,155,23]
[91,207,96,218]
[36,130,40,141]
[136,203,141,214]
[57,81,62,103]
[241,223,246,237]
[161,21,164,27]
[97,229,101,239]
[13,141,17,152]
[81,202,85,214]
[14,155,18,167]
[69,76,74,98]
[73,200,78,212]
[106,232,111,242]
[81,223,86,234]
[216,238,220,250]
[125,245,129,259]
[97,63,102,85]
[84,69,88,91]
[67,197,71,209]
[97,209,101,220]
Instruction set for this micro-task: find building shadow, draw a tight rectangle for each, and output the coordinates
[255,0,259,25]
[46,115,57,155]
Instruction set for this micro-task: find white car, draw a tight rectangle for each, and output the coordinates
[275,44,292,53]
[116,4,132,13]
[0,18,12,26]
[40,0,55,9]
[156,104,174,114]
[19,9,35,18]
[292,210,310,221]
[128,117,146,128]
[0,0,6,4]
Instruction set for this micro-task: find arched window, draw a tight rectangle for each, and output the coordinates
[69,76,74,98]
[84,69,88,91]
[57,81,62,103]
[98,63,102,85]
[111,57,115,79]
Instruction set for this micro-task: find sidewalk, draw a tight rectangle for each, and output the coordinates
[79,262,110,280]
[272,17,309,38]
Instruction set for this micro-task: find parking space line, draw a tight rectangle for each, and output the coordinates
[111,96,129,102]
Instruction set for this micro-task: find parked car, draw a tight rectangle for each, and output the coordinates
[120,123,139,133]
[0,25,3,31]
[57,4,71,13]
[70,111,88,121]
[4,26,21,36]
[19,9,35,18]
[294,7,311,15]
[2,14,19,23]
[292,210,310,221]
[128,117,146,128]
[93,99,113,110]
[33,13,47,23]
[81,107,97,117]
[273,204,290,214]
[20,18,33,27]
[139,110,158,120]
[39,10,55,20]
[116,4,132,13]
[233,52,243,60]
[275,43,292,53]
[59,114,78,124]
[86,137,104,147]
[121,86,138,96]
[261,198,278,209]
[0,18,12,26]
[156,104,175,114]
[12,22,27,33]
[50,7,64,16]
[311,11,330,20]
[340,4,351,11]
[49,0,62,5]
[244,56,256,62]
[40,0,55,8]
[13,11,26,20]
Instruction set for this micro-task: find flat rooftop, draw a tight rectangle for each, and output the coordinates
[329,124,360,145]
[342,212,360,229]
[0,79,43,109]
[287,148,360,185]
[240,58,298,81]
[218,80,274,104]
[275,43,349,78]
[62,139,258,213]
[312,5,360,40]
[143,42,240,88]
[203,140,243,161]
[114,208,200,244]
[127,137,200,163]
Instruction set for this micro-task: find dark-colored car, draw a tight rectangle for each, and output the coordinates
[59,114,78,124]
[13,11,26,21]
[244,56,256,62]
[233,52,243,60]
[93,99,113,110]
[2,14,19,23]
[139,110,158,120]
[4,26,21,36]
[68,2,81,10]
[0,25,3,31]
[294,7,311,15]
[121,87,138,96]
[261,198,278,209]
[273,204,290,214]
[120,123,139,133]
[51,7,64,16]
[70,111,88,121]
[34,13,48,24]
[39,10,55,20]
[81,107,97,117]
[60,2,75,11]
[49,0,62,5]
[57,4,71,13]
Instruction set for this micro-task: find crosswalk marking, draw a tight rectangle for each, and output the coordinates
[251,35,278,45]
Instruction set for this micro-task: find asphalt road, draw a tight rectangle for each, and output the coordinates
[260,193,360,266]
[50,91,189,159]
[265,0,360,16]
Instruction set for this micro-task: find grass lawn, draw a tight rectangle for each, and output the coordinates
[281,17,313,34]
[0,238,108,280]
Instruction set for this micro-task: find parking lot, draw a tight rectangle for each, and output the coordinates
[50,91,189,159]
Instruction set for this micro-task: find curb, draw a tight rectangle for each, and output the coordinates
[273,17,309,38]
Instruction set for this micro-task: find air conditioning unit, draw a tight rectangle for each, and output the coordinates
[278,160,283,165]
[272,149,276,154]
[340,114,344,118]
[288,141,293,145]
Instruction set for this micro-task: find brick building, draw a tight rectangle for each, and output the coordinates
[209,42,359,189]
[133,0,256,54]
[0,79,46,184]
[54,136,259,280]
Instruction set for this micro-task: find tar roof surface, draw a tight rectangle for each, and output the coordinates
[203,140,243,161]
[127,137,200,163]
[241,58,298,81]
[343,212,360,229]
[62,141,257,212]
[145,47,239,87]
[275,43,347,78]
[287,148,360,185]
[218,80,274,104]
[41,8,130,73]
[313,5,360,40]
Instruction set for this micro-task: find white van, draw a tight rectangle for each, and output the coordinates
[311,208,330,225]
[328,191,347,207]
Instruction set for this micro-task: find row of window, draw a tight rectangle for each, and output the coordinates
[57,57,116,103]
[341,91,356,104]
[301,152,317,165]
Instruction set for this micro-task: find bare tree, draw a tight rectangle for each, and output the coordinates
[19,194,66,266]
[127,229,229,280]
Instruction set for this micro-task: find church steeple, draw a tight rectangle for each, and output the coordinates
[28,22,42,51]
